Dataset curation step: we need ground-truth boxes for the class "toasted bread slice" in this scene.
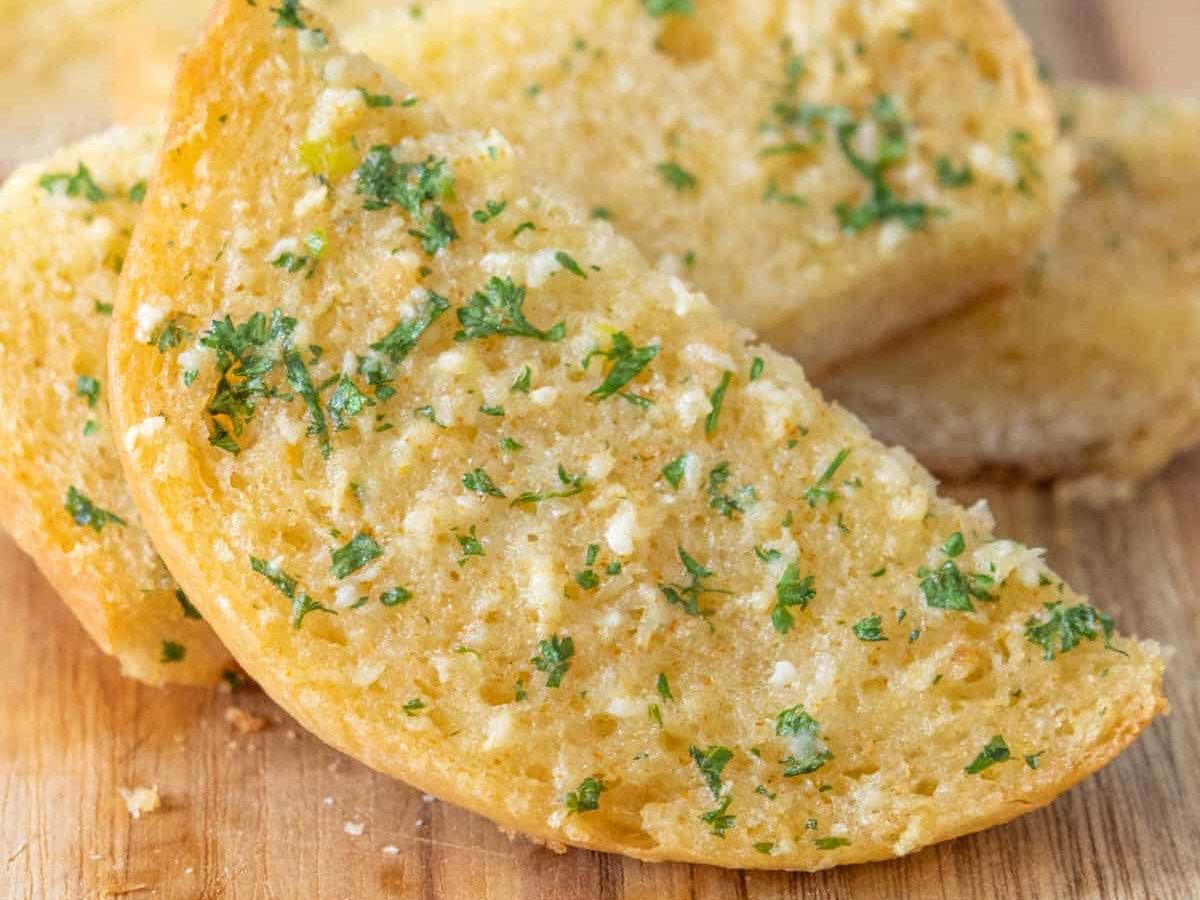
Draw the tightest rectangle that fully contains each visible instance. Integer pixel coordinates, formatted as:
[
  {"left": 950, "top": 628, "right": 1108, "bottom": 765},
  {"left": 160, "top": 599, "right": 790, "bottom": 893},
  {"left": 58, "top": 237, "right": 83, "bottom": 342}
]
[
  {"left": 110, "top": 2, "right": 1164, "bottom": 868},
  {"left": 0, "top": 126, "right": 232, "bottom": 686},
  {"left": 112, "top": 0, "right": 1071, "bottom": 373},
  {"left": 821, "top": 87, "right": 1200, "bottom": 497}
]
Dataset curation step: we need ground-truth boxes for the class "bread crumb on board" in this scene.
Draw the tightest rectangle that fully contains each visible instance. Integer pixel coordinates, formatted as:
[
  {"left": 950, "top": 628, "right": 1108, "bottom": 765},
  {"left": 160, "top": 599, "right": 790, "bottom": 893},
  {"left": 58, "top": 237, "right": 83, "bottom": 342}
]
[
  {"left": 224, "top": 705, "right": 269, "bottom": 733},
  {"left": 117, "top": 785, "right": 161, "bottom": 819}
]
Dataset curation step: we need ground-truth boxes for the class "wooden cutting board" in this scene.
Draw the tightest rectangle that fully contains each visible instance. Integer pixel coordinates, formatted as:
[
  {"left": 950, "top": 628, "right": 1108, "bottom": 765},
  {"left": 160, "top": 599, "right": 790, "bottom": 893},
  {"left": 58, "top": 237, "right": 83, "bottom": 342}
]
[{"left": 2, "top": 2, "right": 1198, "bottom": 897}]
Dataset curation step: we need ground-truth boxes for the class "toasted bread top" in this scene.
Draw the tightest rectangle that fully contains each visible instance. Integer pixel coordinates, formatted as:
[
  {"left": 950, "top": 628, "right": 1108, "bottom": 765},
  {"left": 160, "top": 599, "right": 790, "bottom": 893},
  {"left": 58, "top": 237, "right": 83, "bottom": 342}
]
[
  {"left": 0, "top": 126, "right": 232, "bottom": 685},
  {"left": 113, "top": 0, "right": 1072, "bottom": 371},
  {"left": 110, "top": 2, "right": 1163, "bottom": 868},
  {"left": 821, "top": 87, "right": 1200, "bottom": 492}
]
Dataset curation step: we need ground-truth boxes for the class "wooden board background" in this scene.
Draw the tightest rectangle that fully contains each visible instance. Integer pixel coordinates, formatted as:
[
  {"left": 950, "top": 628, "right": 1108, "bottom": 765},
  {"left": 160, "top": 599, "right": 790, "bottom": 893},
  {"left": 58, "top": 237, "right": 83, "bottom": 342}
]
[{"left": 2, "top": 2, "right": 1198, "bottom": 897}]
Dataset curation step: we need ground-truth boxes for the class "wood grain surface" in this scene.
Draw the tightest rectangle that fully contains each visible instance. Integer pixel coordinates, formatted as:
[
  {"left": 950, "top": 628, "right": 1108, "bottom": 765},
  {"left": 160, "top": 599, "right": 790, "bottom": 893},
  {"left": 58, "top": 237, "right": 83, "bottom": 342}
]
[{"left": 3, "top": 3, "right": 1198, "bottom": 898}]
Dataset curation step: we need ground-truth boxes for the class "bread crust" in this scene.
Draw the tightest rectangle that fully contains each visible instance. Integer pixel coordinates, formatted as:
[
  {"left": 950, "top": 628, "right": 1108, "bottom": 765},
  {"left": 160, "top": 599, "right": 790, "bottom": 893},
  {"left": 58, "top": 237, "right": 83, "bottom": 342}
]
[{"left": 110, "top": 1, "right": 1165, "bottom": 868}]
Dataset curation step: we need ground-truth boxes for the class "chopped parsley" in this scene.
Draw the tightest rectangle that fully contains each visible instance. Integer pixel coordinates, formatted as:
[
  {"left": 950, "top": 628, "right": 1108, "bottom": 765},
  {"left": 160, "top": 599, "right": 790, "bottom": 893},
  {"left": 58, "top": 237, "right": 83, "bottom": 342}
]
[
  {"left": 65, "top": 486, "right": 125, "bottom": 531},
  {"left": 39, "top": 164, "right": 106, "bottom": 202},
  {"left": 814, "top": 836, "right": 850, "bottom": 850},
  {"left": 150, "top": 316, "right": 191, "bottom": 353},
  {"left": 804, "top": 448, "right": 850, "bottom": 507},
  {"left": 852, "top": 614, "right": 887, "bottom": 642},
  {"left": 472, "top": 199, "right": 506, "bottom": 223},
  {"left": 590, "top": 206, "right": 612, "bottom": 220},
  {"left": 456, "top": 526, "right": 484, "bottom": 565},
  {"left": 753, "top": 842, "right": 774, "bottom": 855},
  {"left": 661, "top": 454, "right": 688, "bottom": 489},
  {"left": 1024, "top": 751, "right": 1044, "bottom": 770},
  {"left": 575, "top": 569, "right": 600, "bottom": 590},
  {"left": 462, "top": 468, "right": 505, "bottom": 498},
  {"left": 380, "top": 587, "right": 412, "bottom": 606},
  {"left": 330, "top": 532, "right": 382, "bottom": 579},
  {"left": 834, "top": 96, "right": 939, "bottom": 233},
  {"left": 402, "top": 698, "right": 426, "bottom": 716},
  {"left": 690, "top": 744, "right": 733, "bottom": 798},
  {"left": 772, "top": 564, "right": 815, "bottom": 633},
  {"left": 749, "top": 357, "right": 764, "bottom": 381},
  {"left": 660, "top": 548, "right": 731, "bottom": 621},
  {"left": 161, "top": 641, "right": 187, "bottom": 663},
  {"left": 511, "top": 464, "right": 585, "bottom": 506},
  {"left": 936, "top": 156, "right": 974, "bottom": 188},
  {"left": 327, "top": 376, "right": 370, "bottom": 431},
  {"left": 554, "top": 251, "right": 587, "bottom": 279},
  {"left": 358, "top": 86, "right": 394, "bottom": 108},
  {"left": 706, "top": 462, "right": 757, "bottom": 518},
  {"left": 642, "top": 0, "right": 693, "bottom": 15},
  {"left": 283, "top": 348, "right": 330, "bottom": 457},
  {"left": 454, "top": 277, "right": 564, "bottom": 342},
  {"left": 82, "top": 421, "right": 98, "bottom": 436},
  {"left": 128, "top": 181, "right": 147, "bottom": 203},
  {"left": 271, "top": 251, "right": 308, "bottom": 274},
  {"left": 75, "top": 375, "right": 100, "bottom": 407},
  {"left": 353, "top": 148, "right": 457, "bottom": 254},
  {"left": 705, "top": 371, "right": 733, "bottom": 435},
  {"left": 271, "top": 0, "right": 306, "bottom": 28},
  {"left": 565, "top": 776, "right": 605, "bottom": 813},
  {"left": 585, "top": 331, "right": 658, "bottom": 403},
  {"left": 777, "top": 705, "right": 832, "bottom": 775},
  {"left": 250, "top": 555, "right": 335, "bottom": 629},
  {"left": 656, "top": 161, "right": 697, "bottom": 191},
  {"left": 510, "top": 365, "right": 532, "bottom": 393},
  {"left": 1025, "top": 601, "right": 1119, "bottom": 660},
  {"left": 361, "top": 291, "right": 450, "bottom": 399},
  {"left": 965, "top": 735, "right": 1011, "bottom": 774},
  {"left": 919, "top": 555, "right": 994, "bottom": 612},
  {"left": 656, "top": 672, "right": 673, "bottom": 701},
  {"left": 175, "top": 588, "right": 202, "bottom": 620},
  {"left": 699, "top": 797, "right": 735, "bottom": 837},
  {"left": 95, "top": 301, "right": 114, "bottom": 315},
  {"left": 531, "top": 633, "right": 574, "bottom": 687}
]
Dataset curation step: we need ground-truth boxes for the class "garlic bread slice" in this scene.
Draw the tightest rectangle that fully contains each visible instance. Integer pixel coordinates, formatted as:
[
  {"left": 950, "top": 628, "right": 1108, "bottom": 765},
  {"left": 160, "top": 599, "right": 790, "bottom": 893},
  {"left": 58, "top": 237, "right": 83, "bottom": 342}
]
[{"left": 109, "top": 2, "right": 1164, "bottom": 868}]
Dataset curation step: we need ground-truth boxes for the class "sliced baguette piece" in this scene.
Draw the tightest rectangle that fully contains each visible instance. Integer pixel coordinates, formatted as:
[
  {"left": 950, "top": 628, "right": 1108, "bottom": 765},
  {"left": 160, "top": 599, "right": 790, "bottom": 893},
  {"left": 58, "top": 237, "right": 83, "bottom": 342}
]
[
  {"left": 109, "top": 1, "right": 1165, "bottom": 868},
  {"left": 111, "top": 0, "right": 1072, "bottom": 373},
  {"left": 0, "top": 126, "right": 232, "bottom": 686},
  {"left": 821, "top": 87, "right": 1200, "bottom": 497}
]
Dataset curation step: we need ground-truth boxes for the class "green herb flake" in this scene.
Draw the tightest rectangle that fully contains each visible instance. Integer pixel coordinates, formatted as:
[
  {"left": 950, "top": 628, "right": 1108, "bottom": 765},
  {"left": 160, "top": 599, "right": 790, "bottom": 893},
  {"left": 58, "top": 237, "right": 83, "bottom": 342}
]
[
  {"left": 590, "top": 206, "right": 613, "bottom": 220},
  {"left": 65, "top": 486, "right": 125, "bottom": 532},
  {"left": 328, "top": 376, "right": 370, "bottom": 431},
  {"left": 585, "top": 331, "right": 659, "bottom": 402},
  {"left": 919, "top": 559, "right": 993, "bottom": 612},
  {"left": 965, "top": 735, "right": 1011, "bottom": 774},
  {"left": 814, "top": 836, "right": 850, "bottom": 850},
  {"left": 75, "top": 375, "right": 100, "bottom": 408},
  {"left": 642, "top": 0, "right": 693, "bottom": 15},
  {"left": 175, "top": 588, "right": 203, "bottom": 620},
  {"left": 706, "top": 461, "right": 757, "bottom": 518},
  {"left": 699, "top": 797, "right": 735, "bottom": 837},
  {"left": 1024, "top": 751, "right": 1044, "bottom": 770},
  {"left": 514, "top": 679, "right": 528, "bottom": 701},
  {"left": 772, "top": 564, "right": 815, "bottom": 633},
  {"left": 511, "top": 464, "right": 585, "bottom": 506},
  {"left": 804, "top": 448, "right": 850, "bottom": 507},
  {"left": 499, "top": 436, "right": 524, "bottom": 453},
  {"left": 936, "top": 156, "right": 974, "bottom": 188},
  {"left": 510, "top": 365, "right": 532, "bottom": 393},
  {"left": 358, "top": 86, "right": 394, "bottom": 108},
  {"left": 690, "top": 744, "right": 733, "bottom": 798},
  {"left": 656, "top": 672, "right": 673, "bottom": 701},
  {"left": 749, "top": 357, "right": 765, "bottom": 381},
  {"left": 656, "top": 161, "right": 698, "bottom": 191},
  {"left": 271, "top": 0, "right": 306, "bottom": 28},
  {"left": 402, "top": 698, "right": 426, "bottom": 716},
  {"left": 660, "top": 548, "right": 731, "bottom": 622},
  {"left": 127, "top": 181, "right": 147, "bottom": 203},
  {"left": 330, "top": 532, "right": 383, "bottom": 579},
  {"left": 161, "top": 640, "right": 187, "bottom": 663},
  {"left": 942, "top": 531, "right": 966, "bottom": 557},
  {"left": 353, "top": 147, "right": 458, "bottom": 254},
  {"left": 472, "top": 199, "right": 506, "bottom": 223},
  {"left": 554, "top": 251, "right": 587, "bottom": 279},
  {"left": 250, "top": 555, "right": 335, "bottom": 629},
  {"left": 565, "top": 776, "right": 605, "bottom": 814},
  {"left": 1025, "top": 601, "right": 1119, "bottom": 660},
  {"left": 776, "top": 706, "right": 832, "bottom": 775},
  {"left": 852, "top": 614, "right": 887, "bottom": 642},
  {"left": 705, "top": 370, "right": 733, "bottom": 435},
  {"left": 94, "top": 301, "right": 114, "bottom": 315},
  {"left": 574, "top": 569, "right": 599, "bottom": 590},
  {"left": 380, "top": 586, "right": 412, "bottom": 607},
  {"left": 532, "top": 633, "right": 574, "bottom": 688},
  {"left": 661, "top": 454, "right": 688, "bottom": 489},
  {"left": 39, "top": 164, "right": 106, "bottom": 202},
  {"left": 455, "top": 277, "right": 564, "bottom": 342},
  {"left": 456, "top": 526, "right": 484, "bottom": 565}
]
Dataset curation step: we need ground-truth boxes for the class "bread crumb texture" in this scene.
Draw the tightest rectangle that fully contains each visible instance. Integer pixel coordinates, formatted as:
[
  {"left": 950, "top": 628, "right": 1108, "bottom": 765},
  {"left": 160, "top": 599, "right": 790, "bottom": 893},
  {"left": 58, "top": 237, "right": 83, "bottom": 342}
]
[
  {"left": 0, "top": 127, "right": 232, "bottom": 686},
  {"left": 115, "top": 0, "right": 1070, "bottom": 371},
  {"left": 109, "top": 2, "right": 1165, "bottom": 869},
  {"left": 822, "top": 87, "right": 1200, "bottom": 493},
  {"left": 118, "top": 785, "right": 161, "bottom": 819}
]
